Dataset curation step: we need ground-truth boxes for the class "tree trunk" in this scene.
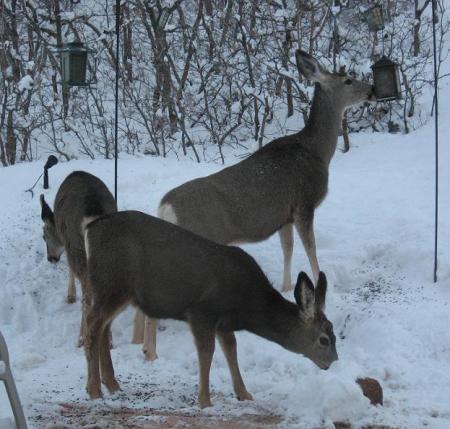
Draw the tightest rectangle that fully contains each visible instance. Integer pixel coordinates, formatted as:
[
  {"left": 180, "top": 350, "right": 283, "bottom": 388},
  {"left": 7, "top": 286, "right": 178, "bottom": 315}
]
[{"left": 6, "top": 111, "right": 16, "bottom": 165}]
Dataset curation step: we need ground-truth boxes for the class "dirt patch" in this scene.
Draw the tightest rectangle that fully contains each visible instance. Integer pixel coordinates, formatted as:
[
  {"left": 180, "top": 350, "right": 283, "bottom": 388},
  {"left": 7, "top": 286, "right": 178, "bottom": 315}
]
[
  {"left": 29, "top": 403, "right": 398, "bottom": 429},
  {"left": 31, "top": 402, "right": 283, "bottom": 429}
]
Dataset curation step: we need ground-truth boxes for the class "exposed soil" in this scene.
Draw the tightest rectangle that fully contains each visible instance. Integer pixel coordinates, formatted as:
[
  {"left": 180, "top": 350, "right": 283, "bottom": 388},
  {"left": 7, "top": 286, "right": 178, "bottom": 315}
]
[{"left": 31, "top": 402, "right": 283, "bottom": 429}]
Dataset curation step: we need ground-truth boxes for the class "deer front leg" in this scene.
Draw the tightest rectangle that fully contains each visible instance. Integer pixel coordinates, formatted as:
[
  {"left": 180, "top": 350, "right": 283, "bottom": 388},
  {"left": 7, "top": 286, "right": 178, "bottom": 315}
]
[
  {"left": 217, "top": 331, "right": 252, "bottom": 402},
  {"left": 294, "top": 210, "right": 320, "bottom": 282},
  {"left": 278, "top": 223, "right": 294, "bottom": 291},
  {"left": 132, "top": 308, "right": 145, "bottom": 344},
  {"left": 190, "top": 317, "right": 216, "bottom": 408},
  {"left": 143, "top": 317, "right": 158, "bottom": 361},
  {"left": 67, "top": 268, "right": 76, "bottom": 303}
]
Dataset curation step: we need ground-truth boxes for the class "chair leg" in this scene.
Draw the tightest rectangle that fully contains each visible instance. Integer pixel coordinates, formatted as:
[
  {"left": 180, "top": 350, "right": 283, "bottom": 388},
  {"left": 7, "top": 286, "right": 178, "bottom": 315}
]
[{"left": 4, "top": 369, "right": 28, "bottom": 429}]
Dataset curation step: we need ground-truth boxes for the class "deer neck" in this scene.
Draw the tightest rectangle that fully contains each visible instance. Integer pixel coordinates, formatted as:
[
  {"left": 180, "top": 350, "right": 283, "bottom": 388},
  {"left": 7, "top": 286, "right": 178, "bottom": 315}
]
[
  {"left": 302, "top": 83, "right": 345, "bottom": 166},
  {"left": 242, "top": 289, "right": 303, "bottom": 351}
]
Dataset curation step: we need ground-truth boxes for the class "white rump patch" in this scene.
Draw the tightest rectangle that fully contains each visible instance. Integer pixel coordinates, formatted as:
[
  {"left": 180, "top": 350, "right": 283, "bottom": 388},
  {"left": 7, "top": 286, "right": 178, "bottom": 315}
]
[
  {"left": 84, "top": 228, "right": 90, "bottom": 261},
  {"left": 158, "top": 203, "right": 178, "bottom": 225},
  {"left": 81, "top": 216, "right": 97, "bottom": 261}
]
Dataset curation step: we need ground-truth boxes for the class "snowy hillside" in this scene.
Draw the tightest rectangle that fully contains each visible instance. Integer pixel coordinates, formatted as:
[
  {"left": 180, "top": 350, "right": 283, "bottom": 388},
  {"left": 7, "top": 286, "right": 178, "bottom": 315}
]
[{"left": 1, "top": 69, "right": 450, "bottom": 429}]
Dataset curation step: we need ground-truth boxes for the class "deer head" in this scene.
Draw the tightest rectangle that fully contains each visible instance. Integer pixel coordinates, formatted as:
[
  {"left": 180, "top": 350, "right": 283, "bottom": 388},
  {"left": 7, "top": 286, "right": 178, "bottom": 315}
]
[
  {"left": 40, "top": 194, "right": 64, "bottom": 263},
  {"left": 289, "top": 271, "right": 338, "bottom": 369},
  {"left": 295, "top": 49, "right": 375, "bottom": 109}
]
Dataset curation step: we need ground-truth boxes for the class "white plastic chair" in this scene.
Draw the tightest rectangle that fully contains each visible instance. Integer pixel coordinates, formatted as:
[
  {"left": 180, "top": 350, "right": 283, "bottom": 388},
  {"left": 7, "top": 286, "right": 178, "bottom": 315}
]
[{"left": 0, "top": 331, "right": 27, "bottom": 429}]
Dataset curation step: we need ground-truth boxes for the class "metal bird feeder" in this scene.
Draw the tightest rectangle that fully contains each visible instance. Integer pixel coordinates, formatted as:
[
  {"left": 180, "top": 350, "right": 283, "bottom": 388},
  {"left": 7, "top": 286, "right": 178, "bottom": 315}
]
[
  {"left": 371, "top": 56, "right": 401, "bottom": 101},
  {"left": 364, "top": 5, "right": 385, "bottom": 32},
  {"left": 59, "top": 41, "right": 91, "bottom": 86}
]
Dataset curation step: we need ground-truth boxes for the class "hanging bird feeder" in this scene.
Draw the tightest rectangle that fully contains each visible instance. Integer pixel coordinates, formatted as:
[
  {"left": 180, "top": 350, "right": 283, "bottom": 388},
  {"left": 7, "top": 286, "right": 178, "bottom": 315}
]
[
  {"left": 59, "top": 41, "right": 91, "bottom": 86},
  {"left": 371, "top": 56, "right": 402, "bottom": 101},
  {"left": 364, "top": 4, "right": 385, "bottom": 32}
]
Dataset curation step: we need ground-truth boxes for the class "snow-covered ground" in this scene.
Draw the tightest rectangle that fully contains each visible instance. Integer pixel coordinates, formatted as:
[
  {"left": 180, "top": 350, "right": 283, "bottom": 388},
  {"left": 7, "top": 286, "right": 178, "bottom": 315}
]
[{"left": 2, "top": 82, "right": 450, "bottom": 428}]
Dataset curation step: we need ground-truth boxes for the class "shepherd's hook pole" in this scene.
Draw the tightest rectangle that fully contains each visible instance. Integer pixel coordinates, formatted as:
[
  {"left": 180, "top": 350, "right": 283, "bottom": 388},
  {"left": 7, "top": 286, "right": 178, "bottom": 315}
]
[
  {"left": 114, "top": 0, "right": 120, "bottom": 204},
  {"left": 432, "top": 0, "right": 439, "bottom": 283}
]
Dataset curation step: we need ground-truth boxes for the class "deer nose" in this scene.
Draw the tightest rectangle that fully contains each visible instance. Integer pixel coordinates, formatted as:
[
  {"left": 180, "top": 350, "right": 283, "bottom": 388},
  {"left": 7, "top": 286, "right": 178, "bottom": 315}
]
[{"left": 48, "top": 255, "right": 59, "bottom": 263}]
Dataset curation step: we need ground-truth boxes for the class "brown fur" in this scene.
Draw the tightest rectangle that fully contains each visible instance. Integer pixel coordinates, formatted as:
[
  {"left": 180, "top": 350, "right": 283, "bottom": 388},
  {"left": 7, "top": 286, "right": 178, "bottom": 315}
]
[
  {"left": 40, "top": 171, "right": 116, "bottom": 346},
  {"left": 84, "top": 210, "right": 337, "bottom": 407},
  {"left": 135, "top": 50, "right": 375, "bottom": 359}
]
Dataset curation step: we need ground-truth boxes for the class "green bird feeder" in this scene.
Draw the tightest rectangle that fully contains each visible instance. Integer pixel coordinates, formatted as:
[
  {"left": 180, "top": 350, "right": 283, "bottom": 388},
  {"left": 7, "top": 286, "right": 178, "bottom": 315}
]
[
  {"left": 59, "top": 41, "right": 91, "bottom": 87},
  {"left": 371, "top": 56, "right": 402, "bottom": 101}
]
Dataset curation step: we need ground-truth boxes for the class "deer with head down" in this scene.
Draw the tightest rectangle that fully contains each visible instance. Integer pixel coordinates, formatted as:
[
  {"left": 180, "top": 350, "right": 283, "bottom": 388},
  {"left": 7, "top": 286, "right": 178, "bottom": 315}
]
[
  {"left": 83, "top": 210, "right": 338, "bottom": 407},
  {"left": 134, "top": 49, "right": 375, "bottom": 360},
  {"left": 40, "top": 171, "right": 116, "bottom": 346}
]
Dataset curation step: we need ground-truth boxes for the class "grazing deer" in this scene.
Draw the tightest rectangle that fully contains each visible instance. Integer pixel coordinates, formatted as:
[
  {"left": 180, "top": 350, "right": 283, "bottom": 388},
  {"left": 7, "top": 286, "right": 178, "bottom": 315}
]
[
  {"left": 83, "top": 210, "right": 337, "bottom": 407},
  {"left": 134, "top": 49, "right": 375, "bottom": 360},
  {"left": 40, "top": 171, "right": 116, "bottom": 346}
]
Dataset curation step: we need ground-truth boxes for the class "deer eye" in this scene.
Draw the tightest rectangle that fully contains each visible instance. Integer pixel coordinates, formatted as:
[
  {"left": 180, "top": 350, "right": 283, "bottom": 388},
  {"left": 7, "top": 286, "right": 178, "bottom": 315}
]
[
  {"left": 344, "top": 79, "right": 353, "bottom": 85},
  {"left": 319, "top": 335, "right": 330, "bottom": 346}
]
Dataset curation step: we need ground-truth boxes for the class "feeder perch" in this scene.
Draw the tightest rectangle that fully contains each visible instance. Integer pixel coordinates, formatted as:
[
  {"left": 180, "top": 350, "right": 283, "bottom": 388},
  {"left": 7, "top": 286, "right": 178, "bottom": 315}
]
[{"left": 371, "top": 56, "right": 401, "bottom": 101}]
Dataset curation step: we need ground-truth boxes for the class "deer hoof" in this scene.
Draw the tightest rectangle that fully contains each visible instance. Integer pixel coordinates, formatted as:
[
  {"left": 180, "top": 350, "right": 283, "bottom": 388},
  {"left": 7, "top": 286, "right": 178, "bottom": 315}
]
[
  {"left": 237, "top": 390, "right": 253, "bottom": 401},
  {"left": 77, "top": 337, "right": 85, "bottom": 348},
  {"left": 104, "top": 378, "right": 121, "bottom": 394},
  {"left": 67, "top": 295, "right": 76, "bottom": 304},
  {"left": 144, "top": 350, "right": 158, "bottom": 362},
  {"left": 87, "top": 384, "right": 103, "bottom": 399},
  {"left": 281, "top": 283, "right": 293, "bottom": 292},
  {"left": 198, "top": 396, "right": 212, "bottom": 409}
]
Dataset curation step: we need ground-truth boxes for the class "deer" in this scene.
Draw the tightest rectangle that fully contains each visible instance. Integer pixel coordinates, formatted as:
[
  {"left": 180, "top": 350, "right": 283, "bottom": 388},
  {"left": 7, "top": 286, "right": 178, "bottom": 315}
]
[
  {"left": 83, "top": 210, "right": 338, "bottom": 408},
  {"left": 134, "top": 49, "right": 375, "bottom": 361},
  {"left": 40, "top": 171, "right": 116, "bottom": 347}
]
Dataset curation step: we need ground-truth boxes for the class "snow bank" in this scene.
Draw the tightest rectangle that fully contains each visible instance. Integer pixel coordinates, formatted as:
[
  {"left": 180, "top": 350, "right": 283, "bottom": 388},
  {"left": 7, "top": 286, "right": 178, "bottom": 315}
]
[{"left": 1, "top": 77, "right": 450, "bottom": 429}]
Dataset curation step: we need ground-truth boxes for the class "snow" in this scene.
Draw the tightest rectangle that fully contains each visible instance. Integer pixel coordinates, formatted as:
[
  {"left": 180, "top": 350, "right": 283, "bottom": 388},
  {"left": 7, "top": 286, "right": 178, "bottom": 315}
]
[
  {"left": 17, "top": 75, "right": 33, "bottom": 92},
  {"left": 1, "top": 76, "right": 450, "bottom": 429}
]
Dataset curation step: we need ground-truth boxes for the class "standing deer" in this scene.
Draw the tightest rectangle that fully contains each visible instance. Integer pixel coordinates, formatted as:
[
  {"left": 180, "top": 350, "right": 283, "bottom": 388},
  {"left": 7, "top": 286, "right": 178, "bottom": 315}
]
[
  {"left": 83, "top": 210, "right": 338, "bottom": 407},
  {"left": 134, "top": 49, "right": 375, "bottom": 360},
  {"left": 40, "top": 171, "right": 116, "bottom": 346}
]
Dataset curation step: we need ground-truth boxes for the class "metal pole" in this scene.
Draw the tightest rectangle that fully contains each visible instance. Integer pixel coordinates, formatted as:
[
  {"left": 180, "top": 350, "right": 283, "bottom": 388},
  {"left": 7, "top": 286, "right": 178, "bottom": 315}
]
[
  {"left": 432, "top": 0, "right": 439, "bottom": 282},
  {"left": 114, "top": 0, "right": 120, "bottom": 204}
]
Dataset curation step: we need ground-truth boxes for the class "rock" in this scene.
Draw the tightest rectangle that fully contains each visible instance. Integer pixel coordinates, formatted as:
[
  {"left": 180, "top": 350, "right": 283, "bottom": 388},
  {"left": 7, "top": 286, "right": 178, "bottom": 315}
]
[{"left": 356, "top": 377, "right": 383, "bottom": 406}]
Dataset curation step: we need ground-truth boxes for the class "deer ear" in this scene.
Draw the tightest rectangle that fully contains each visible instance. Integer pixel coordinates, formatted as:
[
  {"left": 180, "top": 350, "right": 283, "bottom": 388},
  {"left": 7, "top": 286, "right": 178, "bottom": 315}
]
[
  {"left": 315, "top": 271, "right": 327, "bottom": 311},
  {"left": 294, "top": 271, "right": 315, "bottom": 317},
  {"left": 40, "top": 194, "right": 54, "bottom": 223},
  {"left": 295, "top": 49, "right": 324, "bottom": 83}
]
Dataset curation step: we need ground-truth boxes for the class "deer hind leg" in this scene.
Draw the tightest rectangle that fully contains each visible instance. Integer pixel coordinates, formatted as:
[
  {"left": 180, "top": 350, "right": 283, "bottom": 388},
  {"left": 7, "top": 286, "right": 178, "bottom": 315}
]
[
  {"left": 217, "top": 331, "right": 252, "bottom": 402},
  {"left": 189, "top": 317, "right": 216, "bottom": 408},
  {"left": 78, "top": 280, "right": 92, "bottom": 348},
  {"left": 294, "top": 210, "right": 320, "bottom": 282},
  {"left": 85, "top": 309, "right": 103, "bottom": 399},
  {"left": 99, "top": 321, "right": 120, "bottom": 394},
  {"left": 132, "top": 309, "right": 145, "bottom": 344},
  {"left": 67, "top": 268, "right": 76, "bottom": 303},
  {"left": 89, "top": 295, "right": 127, "bottom": 398},
  {"left": 143, "top": 317, "right": 158, "bottom": 361},
  {"left": 278, "top": 223, "right": 294, "bottom": 291}
]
